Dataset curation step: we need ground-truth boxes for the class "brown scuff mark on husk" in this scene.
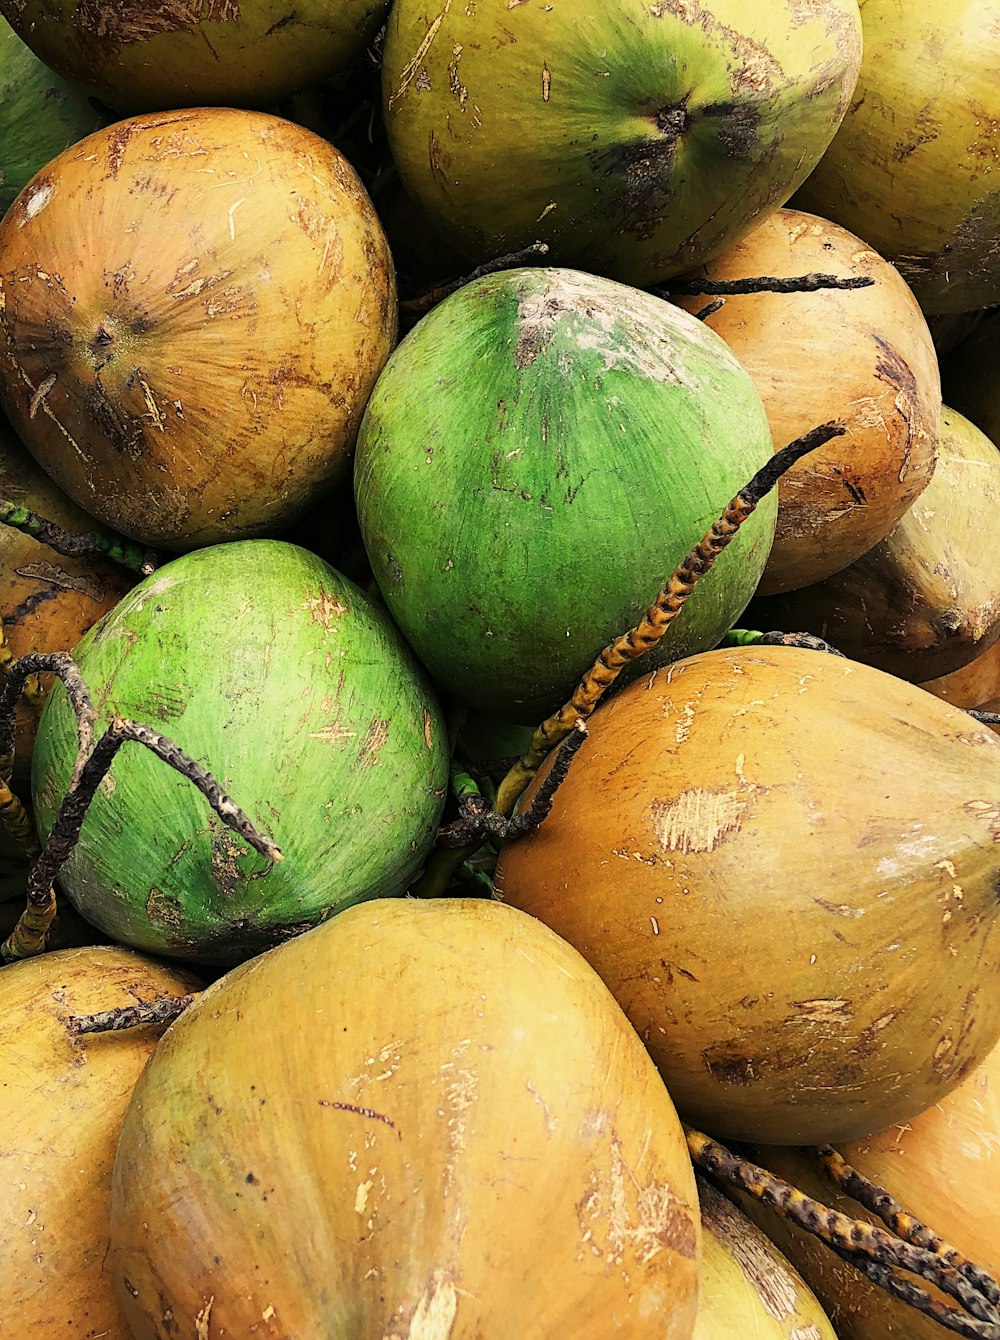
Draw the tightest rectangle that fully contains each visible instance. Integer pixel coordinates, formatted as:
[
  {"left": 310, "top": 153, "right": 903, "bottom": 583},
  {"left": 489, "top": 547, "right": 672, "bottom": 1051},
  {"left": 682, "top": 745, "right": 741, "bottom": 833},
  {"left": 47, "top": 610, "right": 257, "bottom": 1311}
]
[
  {"left": 701, "top": 1182, "right": 799, "bottom": 1320},
  {"left": 76, "top": 0, "right": 240, "bottom": 49},
  {"left": 357, "top": 717, "right": 389, "bottom": 766}
]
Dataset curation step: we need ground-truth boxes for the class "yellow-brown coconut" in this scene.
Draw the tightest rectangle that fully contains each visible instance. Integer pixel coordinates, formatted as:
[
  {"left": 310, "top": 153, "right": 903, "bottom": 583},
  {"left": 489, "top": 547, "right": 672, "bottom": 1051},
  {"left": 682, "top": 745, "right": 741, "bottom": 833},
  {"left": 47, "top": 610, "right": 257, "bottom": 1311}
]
[
  {"left": 0, "top": 946, "right": 199, "bottom": 1339},
  {"left": 695, "top": 1179, "right": 836, "bottom": 1340},
  {"left": 673, "top": 209, "right": 940, "bottom": 595},
  {"left": 495, "top": 645, "right": 1000, "bottom": 1144},
  {"left": 737, "top": 1034, "right": 1000, "bottom": 1340},
  {"left": 749, "top": 407, "right": 1000, "bottom": 683},
  {"left": 922, "top": 639, "right": 1000, "bottom": 718},
  {"left": 0, "top": 109, "right": 396, "bottom": 550},
  {"left": 792, "top": 0, "right": 1000, "bottom": 314},
  {"left": 110, "top": 897, "right": 701, "bottom": 1338}
]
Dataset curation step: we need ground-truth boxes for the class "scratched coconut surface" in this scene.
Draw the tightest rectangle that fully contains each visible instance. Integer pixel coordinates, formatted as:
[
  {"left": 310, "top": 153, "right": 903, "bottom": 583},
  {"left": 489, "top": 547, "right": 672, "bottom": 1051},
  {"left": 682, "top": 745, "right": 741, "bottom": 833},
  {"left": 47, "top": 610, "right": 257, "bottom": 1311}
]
[
  {"left": 31, "top": 541, "right": 450, "bottom": 964},
  {"left": 496, "top": 645, "right": 1000, "bottom": 1143},
  {"left": 0, "top": 107, "right": 397, "bottom": 549},
  {"left": 0, "top": 0, "right": 391, "bottom": 110},
  {"left": 383, "top": 0, "right": 862, "bottom": 285}
]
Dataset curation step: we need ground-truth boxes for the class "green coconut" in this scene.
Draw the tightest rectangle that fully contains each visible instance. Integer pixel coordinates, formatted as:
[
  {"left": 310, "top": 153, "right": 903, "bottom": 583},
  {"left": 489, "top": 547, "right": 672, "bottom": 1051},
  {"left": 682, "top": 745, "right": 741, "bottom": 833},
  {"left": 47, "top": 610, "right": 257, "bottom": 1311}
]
[
  {"left": 0, "top": 18, "right": 106, "bottom": 217},
  {"left": 0, "top": 0, "right": 391, "bottom": 113},
  {"left": 30, "top": 540, "right": 449, "bottom": 965},
  {"left": 382, "top": 0, "right": 862, "bottom": 287},
  {"left": 794, "top": 0, "right": 1000, "bottom": 314},
  {"left": 354, "top": 266, "right": 777, "bottom": 723}
]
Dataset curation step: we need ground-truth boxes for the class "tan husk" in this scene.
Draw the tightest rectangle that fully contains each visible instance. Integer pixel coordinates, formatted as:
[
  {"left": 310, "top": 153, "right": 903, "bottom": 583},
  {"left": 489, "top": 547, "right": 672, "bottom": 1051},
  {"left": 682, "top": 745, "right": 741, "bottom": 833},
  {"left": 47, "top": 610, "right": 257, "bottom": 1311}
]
[
  {"left": 0, "top": 946, "right": 199, "bottom": 1338},
  {"left": 673, "top": 209, "right": 940, "bottom": 595},
  {"left": 748, "top": 407, "right": 1000, "bottom": 683},
  {"left": 922, "top": 639, "right": 1000, "bottom": 720},
  {"left": 735, "top": 1035, "right": 1000, "bottom": 1340},
  {"left": 694, "top": 1178, "right": 836, "bottom": 1340},
  {"left": 495, "top": 645, "right": 1000, "bottom": 1144},
  {"left": 0, "top": 108, "right": 397, "bottom": 550},
  {"left": 110, "top": 897, "right": 701, "bottom": 1338}
]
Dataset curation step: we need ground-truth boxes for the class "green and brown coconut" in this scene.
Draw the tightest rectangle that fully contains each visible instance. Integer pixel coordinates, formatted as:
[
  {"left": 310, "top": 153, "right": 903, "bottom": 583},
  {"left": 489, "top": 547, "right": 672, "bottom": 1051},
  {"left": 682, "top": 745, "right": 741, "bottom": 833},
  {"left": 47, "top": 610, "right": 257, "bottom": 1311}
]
[
  {"left": 0, "top": 0, "right": 390, "bottom": 113},
  {"left": 382, "top": 0, "right": 862, "bottom": 287},
  {"left": 354, "top": 266, "right": 777, "bottom": 723},
  {"left": 30, "top": 540, "right": 449, "bottom": 964}
]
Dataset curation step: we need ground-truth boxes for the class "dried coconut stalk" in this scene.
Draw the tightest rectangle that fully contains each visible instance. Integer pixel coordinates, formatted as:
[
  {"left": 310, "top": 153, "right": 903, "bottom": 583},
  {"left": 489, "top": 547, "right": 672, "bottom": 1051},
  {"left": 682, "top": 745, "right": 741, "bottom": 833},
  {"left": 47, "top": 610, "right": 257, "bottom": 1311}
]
[{"left": 0, "top": 497, "right": 158, "bottom": 575}]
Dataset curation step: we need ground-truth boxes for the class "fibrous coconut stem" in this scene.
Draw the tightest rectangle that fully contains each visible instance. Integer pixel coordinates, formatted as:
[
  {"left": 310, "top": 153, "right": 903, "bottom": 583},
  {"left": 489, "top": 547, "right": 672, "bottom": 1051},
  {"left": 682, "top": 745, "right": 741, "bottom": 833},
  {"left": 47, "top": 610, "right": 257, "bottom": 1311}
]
[
  {"left": 1, "top": 712, "right": 282, "bottom": 963},
  {"left": 69, "top": 992, "right": 200, "bottom": 1035},
  {"left": 687, "top": 1127, "right": 1000, "bottom": 1338},
  {"left": 401, "top": 241, "right": 550, "bottom": 316},
  {"left": 0, "top": 651, "right": 96, "bottom": 785},
  {"left": 0, "top": 778, "right": 39, "bottom": 858},
  {"left": 663, "top": 273, "right": 876, "bottom": 296},
  {"left": 818, "top": 1145, "right": 1000, "bottom": 1308},
  {"left": 494, "top": 421, "right": 845, "bottom": 816},
  {"left": 0, "top": 497, "right": 159, "bottom": 575},
  {"left": 0, "top": 621, "right": 43, "bottom": 717}
]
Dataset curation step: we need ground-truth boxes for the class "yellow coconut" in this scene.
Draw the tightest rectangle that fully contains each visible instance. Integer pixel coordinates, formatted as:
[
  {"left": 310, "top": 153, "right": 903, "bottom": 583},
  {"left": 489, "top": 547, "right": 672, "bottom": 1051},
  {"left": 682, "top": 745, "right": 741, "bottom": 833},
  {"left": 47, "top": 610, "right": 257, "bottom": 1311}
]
[
  {"left": 695, "top": 1178, "right": 837, "bottom": 1340},
  {"left": 793, "top": 0, "right": 1000, "bottom": 313},
  {"left": 0, "top": 946, "right": 199, "bottom": 1338},
  {"left": 110, "top": 897, "right": 701, "bottom": 1338},
  {"left": 673, "top": 208, "right": 940, "bottom": 594}
]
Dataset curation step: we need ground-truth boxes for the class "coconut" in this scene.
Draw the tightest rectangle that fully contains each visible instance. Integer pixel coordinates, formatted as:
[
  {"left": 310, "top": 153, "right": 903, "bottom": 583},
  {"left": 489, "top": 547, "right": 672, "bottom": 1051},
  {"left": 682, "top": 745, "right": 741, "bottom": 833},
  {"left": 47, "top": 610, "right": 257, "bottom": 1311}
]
[
  {"left": 0, "top": 108, "right": 396, "bottom": 550},
  {"left": 0, "top": 946, "right": 198, "bottom": 1338},
  {"left": 748, "top": 407, "right": 1000, "bottom": 683},
  {"left": 793, "top": 1, "right": 1000, "bottom": 313},
  {"left": 495, "top": 644, "right": 1000, "bottom": 1144},
  {"left": 382, "top": 0, "right": 862, "bottom": 288},
  {"left": 0, "top": 0, "right": 390, "bottom": 113},
  {"left": 0, "top": 17, "right": 106, "bottom": 217},
  {"left": 922, "top": 639, "right": 1000, "bottom": 719},
  {"left": 30, "top": 540, "right": 449, "bottom": 964},
  {"left": 737, "top": 1034, "right": 1000, "bottom": 1340},
  {"left": 695, "top": 1179, "right": 836, "bottom": 1340},
  {"left": 110, "top": 897, "right": 701, "bottom": 1338},
  {"left": 673, "top": 209, "right": 940, "bottom": 595},
  {"left": 355, "top": 266, "right": 776, "bottom": 723}
]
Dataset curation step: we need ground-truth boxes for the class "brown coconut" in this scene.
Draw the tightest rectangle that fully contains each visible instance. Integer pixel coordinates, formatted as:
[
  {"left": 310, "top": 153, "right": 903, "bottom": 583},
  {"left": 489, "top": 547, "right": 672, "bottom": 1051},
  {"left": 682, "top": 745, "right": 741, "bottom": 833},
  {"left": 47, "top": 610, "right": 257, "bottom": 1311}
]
[
  {"left": 673, "top": 209, "right": 940, "bottom": 595},
  {"left": 748, "top": 406, "right": 1000, "bottom": 683},
  {"left": 0, "top": 946, "right": 199, "bottom": 1338},
  {"left": 922, "top": 639, "right": 1000, "bottom": 719},
  {"left": 736, "top": 1034, "right": 1000, "bottom": 1340},
  {"left": 495, "top": 645, "right": 1000, "bottom": 1145},
  {"left": 0, "top": 108, "right": 396, "bottom": 550}
]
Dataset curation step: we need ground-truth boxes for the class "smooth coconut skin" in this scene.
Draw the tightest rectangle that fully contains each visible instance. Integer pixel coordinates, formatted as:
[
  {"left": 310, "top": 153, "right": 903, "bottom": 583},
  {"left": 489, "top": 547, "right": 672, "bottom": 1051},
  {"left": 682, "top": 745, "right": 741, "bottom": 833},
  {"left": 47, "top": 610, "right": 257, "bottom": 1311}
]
[
  {"left": 0, "top": 108, "right": 397, "bottom": 549},
  {"left": 738, "top": 1036, "right": 1000, "bottom": 1340},
  {"left": 793, "top": 0, "right": 1000, "bottom": 314},
  {"left": 355, "top": 266, "right": 777, "bottom": 723},
  {"left": 0, "top": 18, "right": 106, "bottom": 216},
  {"left": 923, "top": 638, "right": 1000, "bottom": 717},
  {"left": 110, "top": 898, "right": 701, "bottom": 1339},
  {"left": 495, "top": 645, "right": 1000, "bottom": 1145},
  {"left": 694, "top": 1180, "right": 836, "bottom": 1340},
  {"left": 750, "top": 408, "right": 1000, "bottom": 683},
  {"left": 0, "top": 946, "right": 198, "bottom": 1339},
  {"left": 30, "top": 541, "right": 449, "bottom": 964},
  {"left": 0, "top": 0, "right": 390, "bottom": 112},
  {"left": 382, "top": 0, "right": 862, "bottom": 287},
  {"left": 673, "top": 209, "right": 940, "bottom": 595}
]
